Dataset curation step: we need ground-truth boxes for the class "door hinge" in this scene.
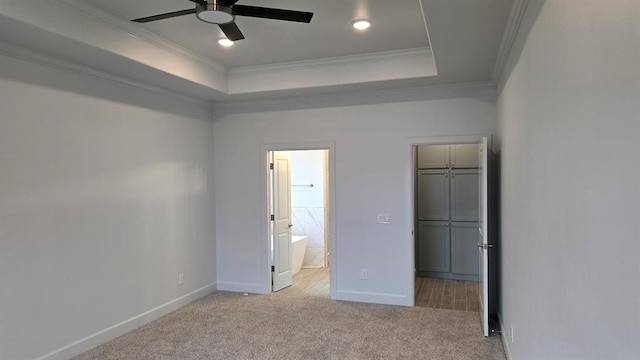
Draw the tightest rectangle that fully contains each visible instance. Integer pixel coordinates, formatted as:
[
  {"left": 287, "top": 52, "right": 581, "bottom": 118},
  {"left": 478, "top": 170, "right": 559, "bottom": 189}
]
[
  {"left": 270, "top": 214, "right": 274, "bottom": 221},
  {"left": 271, "top": 265, "right": 275, "bottom": 272},
  {"left": 269, "top": 163, "right": 274, "bottom": 170}
]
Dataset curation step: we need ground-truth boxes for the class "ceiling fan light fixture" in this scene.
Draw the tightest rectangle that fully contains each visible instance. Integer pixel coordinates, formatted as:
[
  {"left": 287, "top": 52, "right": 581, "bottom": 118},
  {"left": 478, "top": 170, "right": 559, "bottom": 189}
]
[
  {"left": 218, "top": 38, "right": 234, "bottom": 47},
  {"left": 352, "top": 19, "right": 372, "bottom": 31},
  {"left": 196, "top": 3, "right": 234, "bottom": 24}
]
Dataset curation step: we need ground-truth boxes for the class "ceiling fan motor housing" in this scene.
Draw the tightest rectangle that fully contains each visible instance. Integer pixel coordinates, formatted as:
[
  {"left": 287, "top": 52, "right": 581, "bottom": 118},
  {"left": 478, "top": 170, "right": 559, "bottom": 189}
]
[{"left": 196, "top": 1, "right": 234, "bottom": 24}]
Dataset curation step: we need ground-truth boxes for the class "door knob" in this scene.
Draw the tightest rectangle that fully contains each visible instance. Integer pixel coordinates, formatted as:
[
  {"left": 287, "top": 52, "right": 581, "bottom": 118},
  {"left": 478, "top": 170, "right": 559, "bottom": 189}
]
[
  {"left": 477, "top": 243, "right": 494, "bottom": 249},
  {"left": 288, "top": 224, "right": 293, "bottom": 228}
]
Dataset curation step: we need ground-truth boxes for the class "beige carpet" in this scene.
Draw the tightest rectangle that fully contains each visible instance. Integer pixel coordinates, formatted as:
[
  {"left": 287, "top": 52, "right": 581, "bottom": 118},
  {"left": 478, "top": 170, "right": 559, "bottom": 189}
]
[{"left": 73, "top": 291, "right": 506, "bottom": 360}]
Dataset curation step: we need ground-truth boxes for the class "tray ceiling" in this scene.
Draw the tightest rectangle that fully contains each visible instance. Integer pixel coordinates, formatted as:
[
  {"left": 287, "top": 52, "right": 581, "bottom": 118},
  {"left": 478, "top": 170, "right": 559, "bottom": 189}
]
[{"left": 0, "top": 0, "right": 513, "bottom": 101}]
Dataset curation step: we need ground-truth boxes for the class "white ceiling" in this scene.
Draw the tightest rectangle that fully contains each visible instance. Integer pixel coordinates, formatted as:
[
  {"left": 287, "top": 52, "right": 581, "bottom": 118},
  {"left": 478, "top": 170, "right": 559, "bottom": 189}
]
[
  {"left": 0, "top": 0, "right": 514, "bottom": 102},
  {"left": 82, "top": 0, "right": 431, "bottom": 68}
]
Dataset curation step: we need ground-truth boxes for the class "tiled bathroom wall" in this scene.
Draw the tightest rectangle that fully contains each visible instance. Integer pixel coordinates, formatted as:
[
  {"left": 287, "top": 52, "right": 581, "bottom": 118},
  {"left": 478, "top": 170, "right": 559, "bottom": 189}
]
[
  {"left": 290, "top": 150, "right": 326, "bottom": 268},
  {"left": 292, "top": 207, "right": 325, "bottom": 267}
]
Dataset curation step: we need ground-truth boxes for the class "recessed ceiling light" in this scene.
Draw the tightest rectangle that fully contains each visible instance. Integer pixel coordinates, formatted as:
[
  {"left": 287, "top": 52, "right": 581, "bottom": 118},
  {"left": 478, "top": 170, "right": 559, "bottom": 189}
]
[
  {"left": 218, "top": 38, "right": 234, "bottom": 47},
  {"left": 352, "top": 19, "right": 372, "bottom": 31}
]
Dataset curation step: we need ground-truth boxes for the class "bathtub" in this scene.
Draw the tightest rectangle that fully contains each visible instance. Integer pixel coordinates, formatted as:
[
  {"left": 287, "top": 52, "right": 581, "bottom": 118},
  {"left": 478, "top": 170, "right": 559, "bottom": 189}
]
[{"left": 291, "top": 236, "right": 308, "bottom": 275}]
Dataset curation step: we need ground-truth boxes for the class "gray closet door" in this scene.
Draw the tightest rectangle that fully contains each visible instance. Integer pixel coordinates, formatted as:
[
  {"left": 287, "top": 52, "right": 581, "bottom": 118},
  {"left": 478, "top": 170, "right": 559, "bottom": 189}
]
[
  {"left": 451, "top": 169, "right": 479, "bottom": 222},
  {"left": 417, "top": 145, "right": 449, "bottom": 169},
  {"left": 417, "top": 221, "right": 450, "bottom": 273},
  {"left": 451, "top": 222, "right": 479, "bottom": 275},
  {"left": 450, "top": 144, "right": 479, "bottom": 168},
  {"left": 417, "top": 169, "right": 450, "bottom": 221}
]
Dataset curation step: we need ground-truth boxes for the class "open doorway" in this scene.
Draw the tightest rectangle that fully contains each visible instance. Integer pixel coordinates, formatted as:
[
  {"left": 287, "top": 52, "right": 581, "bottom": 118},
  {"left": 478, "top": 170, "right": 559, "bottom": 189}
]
[
  {"left": 414, "top": 143, "right": 481, "bottom": 307},
  {"left": 268, "top": 149, "right": 330, "bottom": 297},
  {"left": 411, "top": 137, "right": 493, "bottom": 336}
]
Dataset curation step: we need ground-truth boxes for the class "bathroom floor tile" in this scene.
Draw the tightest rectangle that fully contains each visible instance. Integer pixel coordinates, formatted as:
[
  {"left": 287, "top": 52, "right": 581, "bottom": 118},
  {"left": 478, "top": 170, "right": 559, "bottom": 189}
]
[{"left": 277, "top": 267, "right": 329, "bottom": 298}]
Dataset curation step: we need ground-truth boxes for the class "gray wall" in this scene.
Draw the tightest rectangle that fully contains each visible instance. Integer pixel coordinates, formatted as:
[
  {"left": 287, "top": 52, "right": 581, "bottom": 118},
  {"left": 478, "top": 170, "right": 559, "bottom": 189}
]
[
  {"left": 0, "top": 50, "right": 217, "bottom": 360},
  {"left": 213, "top": 86, "right": 497, "bottom": 305},
  {"left": 497, "top": 1, "right": 640, "bottom": 359}
]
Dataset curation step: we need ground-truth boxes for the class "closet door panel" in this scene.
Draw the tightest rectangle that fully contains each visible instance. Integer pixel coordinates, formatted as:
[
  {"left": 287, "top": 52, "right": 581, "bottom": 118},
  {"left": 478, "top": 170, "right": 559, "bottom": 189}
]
[
  {"left": 417, "top": 169, "right": 450, "bottom": 221},
  {"left": 417, "top": 221, "right": 450, "bottom": 273},
  {"left": 451, "top": 144, "right": 479, "bottom": 168},
  {"left": 417, "top": 145, "right": 449, "bottom": 169},
  {"left": 451, "top": 222, "right": 479, "bottom": 275},
  {"left": 451, "top": 169, "right": 479, "bottom": 222}
]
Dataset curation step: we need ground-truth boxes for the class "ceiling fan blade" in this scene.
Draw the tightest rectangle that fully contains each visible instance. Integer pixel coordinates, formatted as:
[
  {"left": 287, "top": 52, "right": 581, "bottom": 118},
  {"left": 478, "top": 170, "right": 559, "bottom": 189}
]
[
  {"left": 232, "top": 5, "right": 313, "bottom": 23},
  {"left": 221, "top": 0, "right": 241, "bottom": 5},
  {"left": 132, "top": 9, "right": 196, "bottom": 23},
  {"left": 219, "top": 22, "right": 245, "bottom": 41},
  {"left": 187, "top": 0, "right": 207, "bottom": 4}
]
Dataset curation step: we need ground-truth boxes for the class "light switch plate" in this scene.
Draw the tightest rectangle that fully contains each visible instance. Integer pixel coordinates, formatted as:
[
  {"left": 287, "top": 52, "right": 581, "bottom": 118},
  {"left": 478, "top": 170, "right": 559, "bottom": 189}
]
[{"left": 376, "top": 213, "right": 391, "bottom": 224}]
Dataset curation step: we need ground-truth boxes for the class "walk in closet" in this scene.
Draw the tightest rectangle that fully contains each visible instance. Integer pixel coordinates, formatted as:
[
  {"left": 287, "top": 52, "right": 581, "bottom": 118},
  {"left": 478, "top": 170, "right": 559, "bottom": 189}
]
[{"left": 416, "top": 144, "right": 480, "bottom": 281}]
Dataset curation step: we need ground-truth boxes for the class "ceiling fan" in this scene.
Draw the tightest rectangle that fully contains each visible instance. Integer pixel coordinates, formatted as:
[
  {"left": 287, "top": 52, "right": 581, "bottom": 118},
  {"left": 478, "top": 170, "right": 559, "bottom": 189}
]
[{"left": 131, "top": 0, "right": 314, "bottom": 42}]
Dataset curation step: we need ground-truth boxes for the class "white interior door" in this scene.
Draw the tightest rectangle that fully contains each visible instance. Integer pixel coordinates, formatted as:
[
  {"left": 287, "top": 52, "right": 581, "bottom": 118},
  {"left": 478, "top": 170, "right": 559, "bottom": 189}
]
[
  {"left": 272, "top": 151, "right": 293, "bottom": 291},
  {"left": 478, "top": 137, "right": 490, "bottom": 336}
]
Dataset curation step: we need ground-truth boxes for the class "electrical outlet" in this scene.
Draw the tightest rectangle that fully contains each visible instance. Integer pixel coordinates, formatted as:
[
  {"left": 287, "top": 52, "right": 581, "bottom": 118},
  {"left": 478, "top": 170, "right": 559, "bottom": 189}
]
[
  {"left": 178, "top": 273, "right": 184, "bottom": 285},
  {"left": 510, "top": 326, "right": 514, "bottom": 344},
  {"left": 361, "top": 269, "right": 368, "bottom": 280}
]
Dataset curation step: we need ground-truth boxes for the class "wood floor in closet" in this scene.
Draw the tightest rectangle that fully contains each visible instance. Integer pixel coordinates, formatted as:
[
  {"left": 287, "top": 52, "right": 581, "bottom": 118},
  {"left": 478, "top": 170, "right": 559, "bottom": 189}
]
[{"left": 415, "top": 277, "right": 479, "bottom": 312}]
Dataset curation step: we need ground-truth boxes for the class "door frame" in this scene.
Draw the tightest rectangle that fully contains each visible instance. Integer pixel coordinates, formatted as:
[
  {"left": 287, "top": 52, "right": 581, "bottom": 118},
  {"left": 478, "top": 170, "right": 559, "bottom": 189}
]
[
  {"left": 406, "top": 134, "right": 491, "bottom": 306},
  {"left": 261, "top": 142, "right": 337, "bottom": 298}
]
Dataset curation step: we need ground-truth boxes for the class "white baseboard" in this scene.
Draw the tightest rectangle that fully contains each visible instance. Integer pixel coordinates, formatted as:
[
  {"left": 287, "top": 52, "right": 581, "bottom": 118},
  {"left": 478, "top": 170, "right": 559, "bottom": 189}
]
[
  {"left": 334, "top": 290, "right": 410, "bottom": 306},
  {"left": 498, "top": 313, "right": 514, "bottom": 360},
  {"left": 216, "top": 281, "right": 268, "bottom": 294},
  {"left": 35, "top": 282, "right": 217, "bottom": 360}
]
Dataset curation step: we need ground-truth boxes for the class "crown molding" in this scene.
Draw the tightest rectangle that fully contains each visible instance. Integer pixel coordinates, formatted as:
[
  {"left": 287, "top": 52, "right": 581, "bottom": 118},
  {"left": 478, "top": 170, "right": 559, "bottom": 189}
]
[
  {"left": 47, "top": 0, "right": 228, "bottom": 74},
  {"left": 418, "top": 0, "right": 437, "bottom": 73},
  {"left": 0, "top": 40, "right": 213, "bottom": 109},
  {"left": 229, "top": 48, "right": 433, "bottom": 75},
  {"left": 213, "top": 81, "right": 495, "bottom": 116},
  {"left": 491, "top": 0, "right": 530, "bottom": 85},
  {"left": 227, "top": 48, "right": 436, "bottom": 95}
]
